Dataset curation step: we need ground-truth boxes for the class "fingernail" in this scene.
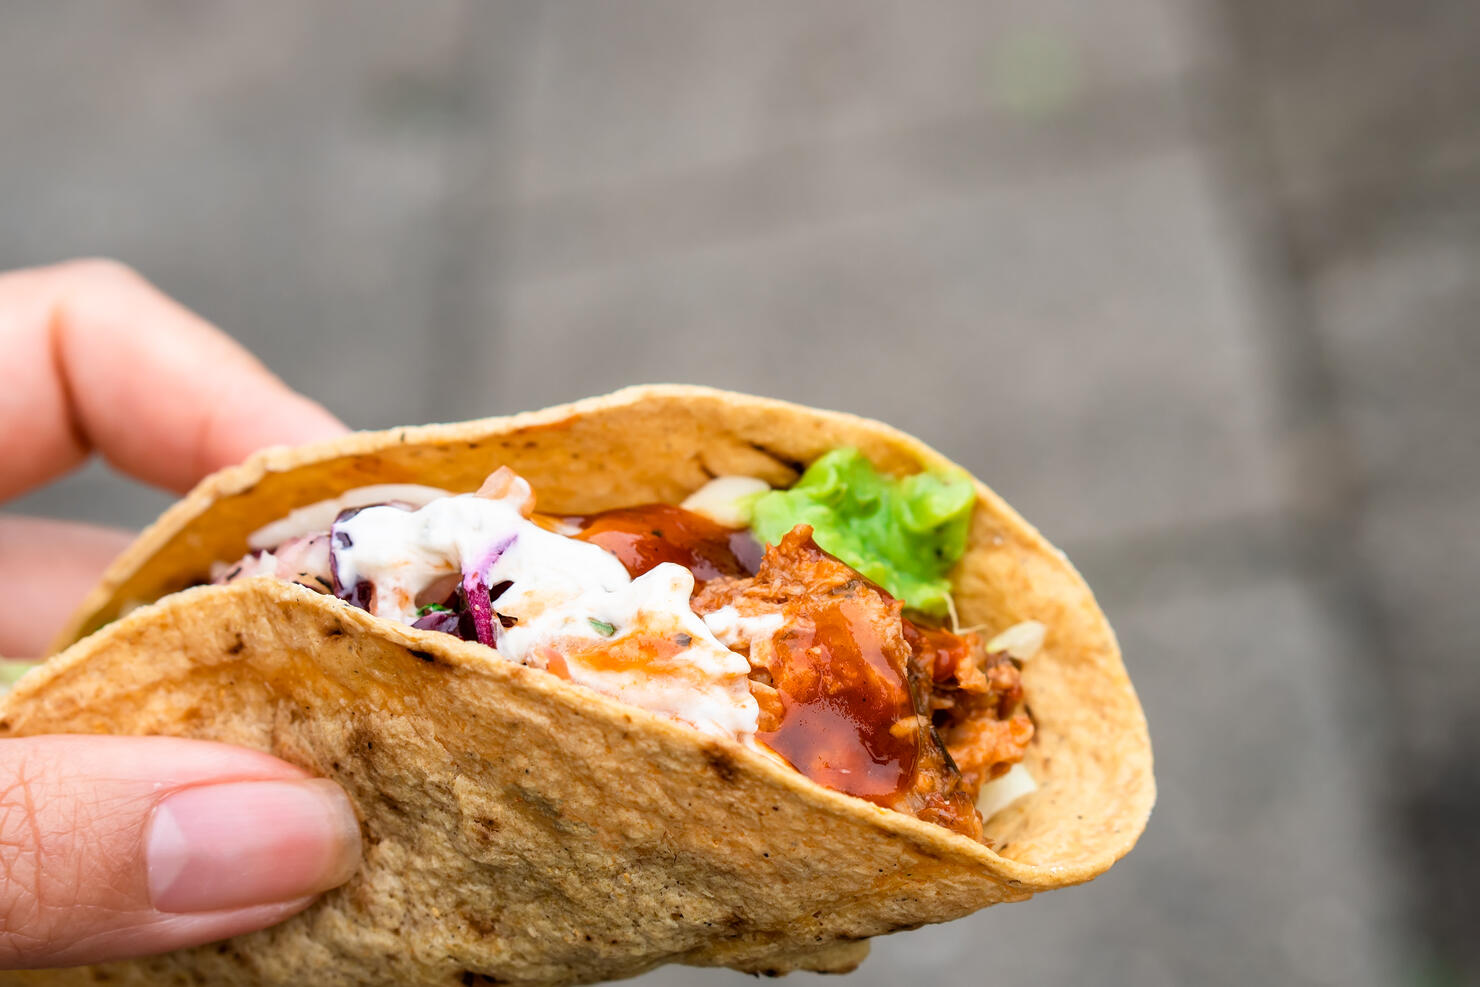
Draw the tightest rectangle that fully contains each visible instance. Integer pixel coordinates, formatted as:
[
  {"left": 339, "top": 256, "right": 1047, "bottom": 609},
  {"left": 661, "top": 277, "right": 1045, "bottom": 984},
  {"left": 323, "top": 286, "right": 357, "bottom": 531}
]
[{"left": 146, "top": 779, "right": 361, "bottom": 913}]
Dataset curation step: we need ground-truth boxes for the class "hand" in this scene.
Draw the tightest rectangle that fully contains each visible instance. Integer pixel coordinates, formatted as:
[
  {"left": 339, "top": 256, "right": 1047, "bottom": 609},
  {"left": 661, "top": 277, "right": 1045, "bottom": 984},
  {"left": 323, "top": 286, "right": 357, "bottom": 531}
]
[{"left": 0, "top": 260, "right": 360, "bottom": 967}]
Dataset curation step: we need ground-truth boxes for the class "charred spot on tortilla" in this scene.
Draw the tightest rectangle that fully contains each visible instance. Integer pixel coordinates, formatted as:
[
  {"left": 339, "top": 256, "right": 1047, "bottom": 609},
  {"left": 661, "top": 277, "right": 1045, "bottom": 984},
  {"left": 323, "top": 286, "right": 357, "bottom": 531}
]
[
  {"left": 225, "top": 632, "right": 246, "bottom": 655},
  {"left": 511, "top": 786, "right": 563, "bottom": 822},
  {"left": 704, "top": 746, "right": 741, "bottom": 784},
  {"left": 463, "top": 904, "right": 507, "bottom": 938}
]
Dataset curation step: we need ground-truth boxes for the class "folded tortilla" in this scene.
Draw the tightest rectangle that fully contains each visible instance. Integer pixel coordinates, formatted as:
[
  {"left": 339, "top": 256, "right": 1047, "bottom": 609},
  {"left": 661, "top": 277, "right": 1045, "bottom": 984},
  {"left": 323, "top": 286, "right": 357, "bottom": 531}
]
[{"left": 0, "top": 385, "right": 1154, "bottom": 986}]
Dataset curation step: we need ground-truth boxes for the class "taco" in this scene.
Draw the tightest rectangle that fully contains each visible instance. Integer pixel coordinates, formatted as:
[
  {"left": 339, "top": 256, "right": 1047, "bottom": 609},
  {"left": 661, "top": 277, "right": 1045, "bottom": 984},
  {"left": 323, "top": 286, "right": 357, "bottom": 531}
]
[{"left": 0, "top": 385, "right": 1153, "bottom": 986}]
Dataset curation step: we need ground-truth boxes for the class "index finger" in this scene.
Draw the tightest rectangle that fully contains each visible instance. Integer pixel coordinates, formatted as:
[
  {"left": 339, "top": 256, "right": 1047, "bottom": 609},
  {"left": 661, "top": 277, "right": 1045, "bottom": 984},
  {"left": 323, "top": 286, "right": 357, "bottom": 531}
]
[{"left": 0, "top": 259, "right": 347, "bottom": 501}]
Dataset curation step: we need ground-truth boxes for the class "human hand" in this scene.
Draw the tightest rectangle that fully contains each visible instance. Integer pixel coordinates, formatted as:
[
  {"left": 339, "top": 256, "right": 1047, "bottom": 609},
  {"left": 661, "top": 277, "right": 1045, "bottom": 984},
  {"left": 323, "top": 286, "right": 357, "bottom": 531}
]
[{"left": 0, "top": 260, "right": 360, "bottom": 966}]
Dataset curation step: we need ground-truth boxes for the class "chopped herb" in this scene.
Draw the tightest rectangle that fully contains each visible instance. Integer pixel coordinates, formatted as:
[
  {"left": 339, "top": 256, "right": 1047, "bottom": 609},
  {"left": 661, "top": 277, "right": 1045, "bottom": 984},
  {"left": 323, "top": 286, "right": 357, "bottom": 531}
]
[
  {"left": 589, "top": 618, "right": 616, "bottom": 637},
  {"left": 417, "top": 603, "right": 452, "bottom": 616}
]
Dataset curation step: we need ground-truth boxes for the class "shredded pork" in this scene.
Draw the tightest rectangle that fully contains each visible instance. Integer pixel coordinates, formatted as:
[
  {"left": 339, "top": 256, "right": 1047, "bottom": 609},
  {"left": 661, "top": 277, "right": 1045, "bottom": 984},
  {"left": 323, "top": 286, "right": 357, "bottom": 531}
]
[{"left": 693, "top": 527, "right": 1032, "bottom": 840}]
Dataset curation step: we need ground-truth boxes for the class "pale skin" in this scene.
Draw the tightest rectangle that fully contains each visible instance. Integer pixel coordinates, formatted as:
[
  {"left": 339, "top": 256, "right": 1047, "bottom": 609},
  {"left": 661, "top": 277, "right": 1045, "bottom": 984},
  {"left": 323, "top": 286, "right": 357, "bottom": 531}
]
[{"left": 0, "top": 260, "right": 362, "bottom": 967}]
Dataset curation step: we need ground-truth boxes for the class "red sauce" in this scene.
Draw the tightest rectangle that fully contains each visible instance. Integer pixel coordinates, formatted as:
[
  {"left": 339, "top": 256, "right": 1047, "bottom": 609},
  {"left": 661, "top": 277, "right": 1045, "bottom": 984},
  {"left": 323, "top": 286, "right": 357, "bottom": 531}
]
[
  {"left": 563, "top": 627, "right": 691, "bottom": 674},
  {"left": 756, "top": 594, "right": 920, "bottom": 802},
  {"left": 902, "top": 617, "right": 977, "bottom": 684},
  {"left": 570, "top": 504, "right": 761, "bottom": 584},
  {"left": 568, "top": 517, "right": 996, "bottom": 827}
]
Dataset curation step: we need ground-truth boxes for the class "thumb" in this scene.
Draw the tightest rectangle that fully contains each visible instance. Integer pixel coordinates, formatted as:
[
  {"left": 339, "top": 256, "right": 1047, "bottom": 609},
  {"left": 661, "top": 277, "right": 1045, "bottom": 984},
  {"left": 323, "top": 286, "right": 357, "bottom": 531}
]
[{"left": 0, "top": 736, "right": 361, "bottom": 968}]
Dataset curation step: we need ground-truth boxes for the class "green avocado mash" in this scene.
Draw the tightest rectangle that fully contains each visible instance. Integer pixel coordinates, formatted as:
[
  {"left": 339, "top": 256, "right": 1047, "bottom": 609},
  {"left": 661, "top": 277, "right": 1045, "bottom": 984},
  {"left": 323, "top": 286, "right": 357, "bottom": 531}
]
[{"left": 750, "top": 448, "right": 974, "bottom": 616}]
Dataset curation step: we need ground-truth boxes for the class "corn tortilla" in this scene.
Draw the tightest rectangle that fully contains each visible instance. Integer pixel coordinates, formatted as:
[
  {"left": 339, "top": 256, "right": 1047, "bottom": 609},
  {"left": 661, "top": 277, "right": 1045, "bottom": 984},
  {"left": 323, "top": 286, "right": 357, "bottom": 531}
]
[{"left": 0, "top": 385, "right": 1154, "bottom": 986}]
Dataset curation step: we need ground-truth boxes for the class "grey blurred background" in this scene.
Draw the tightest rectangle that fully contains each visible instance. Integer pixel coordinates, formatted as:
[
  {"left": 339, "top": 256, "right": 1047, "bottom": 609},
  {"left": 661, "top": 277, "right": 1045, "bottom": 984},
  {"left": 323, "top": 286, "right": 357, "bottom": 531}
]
[{"left": 3, "top": 3, "right": 1476, "bottom": 985}]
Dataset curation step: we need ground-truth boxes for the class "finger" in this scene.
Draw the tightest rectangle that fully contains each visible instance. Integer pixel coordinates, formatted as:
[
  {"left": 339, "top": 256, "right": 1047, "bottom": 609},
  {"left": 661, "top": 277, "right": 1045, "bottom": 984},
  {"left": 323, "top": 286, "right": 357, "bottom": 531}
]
[
  {"left": 0, "top": 258, "right": 348, "bottom": 501},
  {"left": 0, "top": 517, "right": 135, "bottom": 658},
  {"left": 0, "top": 736, "right": 361, "bottom": 968}
]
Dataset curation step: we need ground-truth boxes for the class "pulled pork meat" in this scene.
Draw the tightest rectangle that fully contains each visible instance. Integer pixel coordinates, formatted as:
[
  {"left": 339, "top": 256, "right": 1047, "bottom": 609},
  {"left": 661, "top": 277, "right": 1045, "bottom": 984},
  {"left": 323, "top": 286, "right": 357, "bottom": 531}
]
[
  {"left": 902, "top": 619, "right": 1036, "bottom": 795},
  {"left": 692, "top": 526, "right": 1033, "bottom": 841}
]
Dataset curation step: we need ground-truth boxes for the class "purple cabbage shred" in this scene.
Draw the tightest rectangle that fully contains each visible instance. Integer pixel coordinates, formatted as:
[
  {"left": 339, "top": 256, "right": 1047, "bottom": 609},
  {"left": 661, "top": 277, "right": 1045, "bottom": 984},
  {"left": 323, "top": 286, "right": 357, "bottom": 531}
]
[
  {"left": 411, "top": 609, "right": 461, "bottom": 635},
  {"left": 329, "top": 518, "right": 519, "bottom": 649},
  {"left": 461, "top": 573, "right": 497, "bottom": 647},
  {"left": 459, "top": 535, "right": 516, "bottom": 648}
]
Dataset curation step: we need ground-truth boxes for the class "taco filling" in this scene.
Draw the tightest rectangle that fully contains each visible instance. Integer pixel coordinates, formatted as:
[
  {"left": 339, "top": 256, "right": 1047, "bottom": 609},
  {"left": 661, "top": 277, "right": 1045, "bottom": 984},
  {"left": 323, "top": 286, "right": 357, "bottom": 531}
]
[{"left": 213, "top": 449, "right": 1037, "bottom": 841}]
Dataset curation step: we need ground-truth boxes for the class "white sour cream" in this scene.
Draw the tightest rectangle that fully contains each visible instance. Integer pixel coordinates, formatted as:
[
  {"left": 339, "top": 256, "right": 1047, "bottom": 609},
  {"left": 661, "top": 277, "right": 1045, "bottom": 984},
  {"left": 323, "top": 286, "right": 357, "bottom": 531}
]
[
  {"left": 701, "top": 605, "right": 785, "bottom": 650},
  {"left": 248, "top": 484, "right": 453, "bottom": 550},
  {"left": 331, "top": 487, "right": 759, "bottom": 741}
]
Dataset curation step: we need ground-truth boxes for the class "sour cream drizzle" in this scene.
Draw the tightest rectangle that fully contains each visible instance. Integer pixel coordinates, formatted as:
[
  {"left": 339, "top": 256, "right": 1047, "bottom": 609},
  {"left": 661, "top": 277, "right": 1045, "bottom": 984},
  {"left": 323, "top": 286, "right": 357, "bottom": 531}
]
[
  {"left": 330, "top": 483, "right": 760, "bottom": 740},
  {"left": 249, "top": 484, "right": 453, "bottom": 550}
]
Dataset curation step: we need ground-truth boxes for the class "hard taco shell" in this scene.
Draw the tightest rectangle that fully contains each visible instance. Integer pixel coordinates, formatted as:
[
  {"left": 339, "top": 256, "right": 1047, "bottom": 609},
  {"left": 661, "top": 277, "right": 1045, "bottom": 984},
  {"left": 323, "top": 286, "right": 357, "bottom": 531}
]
[{"left": 0, "top": 385, "right": 1154, "bottom": 986}]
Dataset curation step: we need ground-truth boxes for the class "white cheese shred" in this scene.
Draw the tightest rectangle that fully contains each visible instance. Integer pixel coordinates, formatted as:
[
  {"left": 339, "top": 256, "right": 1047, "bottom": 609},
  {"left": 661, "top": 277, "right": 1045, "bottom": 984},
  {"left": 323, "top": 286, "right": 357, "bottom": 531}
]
[
  {"left": 976, "top": 762, "right": 1038, "bottom": 820},
  {"left": 680, "top": 476, "right": 771, "bottom": 528}
]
